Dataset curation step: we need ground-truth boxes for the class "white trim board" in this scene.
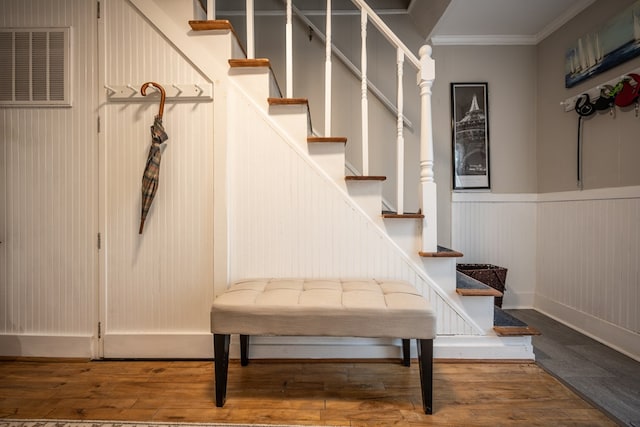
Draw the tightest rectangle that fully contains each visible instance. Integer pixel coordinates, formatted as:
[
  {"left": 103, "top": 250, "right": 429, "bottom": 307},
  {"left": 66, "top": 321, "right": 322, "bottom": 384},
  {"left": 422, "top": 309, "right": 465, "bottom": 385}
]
[
  {"left": 535, "top": 295, "right": 640, "bottom": 362},
  {"left": 452, "top": 185, "right": 640, "bottom": 203},
  {"left": 0, "top": 335, "right": 94, "bottom": 358}
]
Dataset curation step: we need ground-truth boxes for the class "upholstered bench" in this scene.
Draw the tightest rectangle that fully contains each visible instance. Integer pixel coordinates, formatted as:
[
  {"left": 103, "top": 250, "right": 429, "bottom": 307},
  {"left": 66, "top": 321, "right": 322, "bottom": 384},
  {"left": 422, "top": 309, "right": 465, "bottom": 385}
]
[{"left": 210, "top": 278, "right": 437, "bottom": 414}]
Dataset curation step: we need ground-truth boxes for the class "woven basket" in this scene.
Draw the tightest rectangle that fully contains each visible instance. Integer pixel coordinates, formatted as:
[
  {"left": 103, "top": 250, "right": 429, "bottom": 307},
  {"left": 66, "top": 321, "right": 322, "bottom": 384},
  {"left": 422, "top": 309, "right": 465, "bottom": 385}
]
[{"left": 456, "top": 264, "right": 507, "bottom": 307}]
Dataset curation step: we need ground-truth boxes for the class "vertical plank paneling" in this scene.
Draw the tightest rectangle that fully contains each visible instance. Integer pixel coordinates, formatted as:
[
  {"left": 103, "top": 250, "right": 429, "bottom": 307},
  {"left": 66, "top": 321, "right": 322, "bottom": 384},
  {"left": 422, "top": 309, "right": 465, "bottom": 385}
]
[
  {"left": 0, "top": 0, "right": 98, "bottom": 337},
  {"left": 102, "top": 0, "right": 214, "bottom": 338},
  {"left": 226, "top": 90, "right": 475, "bottom": 336},
  {"left": 537, "top": 195, "right": 640, "bottom": 334},
  {"left": 452, "top": 197, "right": 538, "bottom": 308}
]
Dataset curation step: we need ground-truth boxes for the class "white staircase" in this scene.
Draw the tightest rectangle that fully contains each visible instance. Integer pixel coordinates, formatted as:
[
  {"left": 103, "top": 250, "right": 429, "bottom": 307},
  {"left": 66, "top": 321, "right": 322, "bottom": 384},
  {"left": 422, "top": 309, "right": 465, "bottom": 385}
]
[{"left": 129, "top": 0, "right": 534, "bottom": 360}]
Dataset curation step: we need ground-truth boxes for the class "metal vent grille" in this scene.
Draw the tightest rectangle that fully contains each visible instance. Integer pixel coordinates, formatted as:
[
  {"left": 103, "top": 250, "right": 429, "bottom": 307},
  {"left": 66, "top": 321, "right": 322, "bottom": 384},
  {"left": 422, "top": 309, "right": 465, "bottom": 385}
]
[{"left": 0, "top": 28, "right": 71, "bottom": 106}]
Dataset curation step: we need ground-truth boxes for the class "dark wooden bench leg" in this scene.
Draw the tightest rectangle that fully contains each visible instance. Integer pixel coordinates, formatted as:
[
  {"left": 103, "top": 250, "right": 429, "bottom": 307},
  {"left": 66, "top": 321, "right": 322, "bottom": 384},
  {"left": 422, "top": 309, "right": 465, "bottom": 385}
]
[
  {"left": 402, "top": 339, "right": 411, "bottom": 366},
  {"left": 240, "top": 334, "right": 250, "bottom": 366},
  {"left": 417, "top": 338, "right": 433, "bottom": 414},
  {"left": 213, "top": 334, "right": 230, "bottom": 407}
]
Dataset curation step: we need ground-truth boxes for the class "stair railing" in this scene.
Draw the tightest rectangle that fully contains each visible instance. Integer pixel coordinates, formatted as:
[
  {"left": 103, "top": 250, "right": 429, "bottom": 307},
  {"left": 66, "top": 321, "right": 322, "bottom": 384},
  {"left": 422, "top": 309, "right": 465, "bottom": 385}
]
[{"left": 207, "top": 0, "right": 438, "bottom": 252}]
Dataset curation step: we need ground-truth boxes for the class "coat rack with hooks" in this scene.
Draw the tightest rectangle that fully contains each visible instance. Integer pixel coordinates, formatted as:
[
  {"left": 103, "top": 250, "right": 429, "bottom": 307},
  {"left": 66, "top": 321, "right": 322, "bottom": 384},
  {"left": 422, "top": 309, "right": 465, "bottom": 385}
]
[
  {"left": 105, "top": 82, "right": 213, "bottom": 101},
  {"left": 561, "top": 66, "right": 640, "bottom": 112}
]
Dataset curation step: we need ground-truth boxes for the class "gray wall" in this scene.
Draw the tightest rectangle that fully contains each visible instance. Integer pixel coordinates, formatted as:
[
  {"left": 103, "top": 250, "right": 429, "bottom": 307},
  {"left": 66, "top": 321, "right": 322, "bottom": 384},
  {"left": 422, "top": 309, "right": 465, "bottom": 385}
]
[
  {"left": 431, "top": 45, "right": 538, "bottom": 245},
  {"left": 537, "top": 0, "right": 640, "bottom": 193}
]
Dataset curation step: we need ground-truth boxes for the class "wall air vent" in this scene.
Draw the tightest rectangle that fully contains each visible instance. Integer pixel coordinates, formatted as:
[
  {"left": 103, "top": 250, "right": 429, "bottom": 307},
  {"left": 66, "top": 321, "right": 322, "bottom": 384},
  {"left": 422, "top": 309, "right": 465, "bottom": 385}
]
[{"left": 0, "top": 27, "right": 71, "bottom": 106}]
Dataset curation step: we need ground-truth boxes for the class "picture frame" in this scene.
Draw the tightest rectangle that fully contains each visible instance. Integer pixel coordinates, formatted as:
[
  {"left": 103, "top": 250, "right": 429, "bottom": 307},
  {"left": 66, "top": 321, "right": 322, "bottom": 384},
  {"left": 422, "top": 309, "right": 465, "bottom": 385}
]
[
  {"left": 451, "top": 82, "right": 490, "bottom": 190},
  {"left": 565, "top": 0, "right": 640, "bottom": 88}
]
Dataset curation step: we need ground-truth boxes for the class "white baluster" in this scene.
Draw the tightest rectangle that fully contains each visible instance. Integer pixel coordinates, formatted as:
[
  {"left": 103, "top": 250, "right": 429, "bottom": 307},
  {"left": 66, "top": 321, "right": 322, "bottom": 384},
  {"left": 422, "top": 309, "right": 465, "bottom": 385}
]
[
  {"left": 324, "top": 0, "right": 332, "bottom": 136},
  {"left": 207, "top": 0, "right": 214, "bottom": 20},
  {"left": 246, "top": 0, "right": 255, "bottom": 59},
  {"left": 417, "top": 45, "right": 437, "bottom": 252},
  {"left": 360, "top": 10, "right": 369, "bottom": 176},
  {"left": 286, "top": 0, "right": 293, "bottom": 97},
  {"left": 396, "top": 48, "right": 404, "bottom": 215}
]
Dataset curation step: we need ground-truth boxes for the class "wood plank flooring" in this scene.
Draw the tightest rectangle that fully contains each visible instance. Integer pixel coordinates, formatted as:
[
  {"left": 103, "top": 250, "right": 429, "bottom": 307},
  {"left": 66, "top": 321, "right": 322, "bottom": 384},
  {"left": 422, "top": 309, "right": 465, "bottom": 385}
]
[{"left": 0, "top": 358, "right": 617, "bottom": 426}]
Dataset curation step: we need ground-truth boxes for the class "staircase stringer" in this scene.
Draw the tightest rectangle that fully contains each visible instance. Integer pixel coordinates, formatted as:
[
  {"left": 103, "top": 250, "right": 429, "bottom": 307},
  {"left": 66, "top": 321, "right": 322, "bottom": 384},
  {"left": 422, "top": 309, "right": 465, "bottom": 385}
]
[{"left": 226, "top": 81, "right": 484, "bottom": 337}]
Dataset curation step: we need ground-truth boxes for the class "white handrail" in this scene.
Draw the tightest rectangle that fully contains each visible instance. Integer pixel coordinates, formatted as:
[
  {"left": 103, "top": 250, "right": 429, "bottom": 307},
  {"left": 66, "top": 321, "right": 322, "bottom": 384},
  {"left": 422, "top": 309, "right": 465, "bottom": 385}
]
[
  {"left": 350, "top": 0, "right": 420, "bottom": 69},
  {"left": 289, "top": 3, "right": 413, "bottom": 130}
]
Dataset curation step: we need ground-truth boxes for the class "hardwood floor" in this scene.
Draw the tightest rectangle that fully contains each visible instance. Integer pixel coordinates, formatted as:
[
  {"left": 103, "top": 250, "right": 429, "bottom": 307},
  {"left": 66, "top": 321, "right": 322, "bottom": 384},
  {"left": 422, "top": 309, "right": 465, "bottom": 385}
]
[{"left": 0, "top": 358, "right": 617, "bottom": 426}]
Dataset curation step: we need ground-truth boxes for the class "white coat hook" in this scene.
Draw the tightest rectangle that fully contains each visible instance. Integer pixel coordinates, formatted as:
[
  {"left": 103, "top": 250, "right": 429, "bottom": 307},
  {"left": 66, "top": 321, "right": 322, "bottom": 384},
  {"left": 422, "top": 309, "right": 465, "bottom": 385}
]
[
  {"left": 172, "top": 84, "right": 183, "bottom": 95},
  {"left": 126, "top": 84, "right": 138, "bottom": 94},
  {"left": 104, "top": 84, "right": 116, "bottom": 94},
  {"left": 194, "top": 83, "right": 203, "bottom": 94}
]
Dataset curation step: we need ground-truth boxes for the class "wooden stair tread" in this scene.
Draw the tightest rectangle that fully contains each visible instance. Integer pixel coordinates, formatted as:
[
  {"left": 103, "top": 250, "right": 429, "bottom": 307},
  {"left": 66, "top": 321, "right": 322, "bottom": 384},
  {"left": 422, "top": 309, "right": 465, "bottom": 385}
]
[
  {"left": 229, "top": 58, "right": 271, "bottom": 68},
  {"left": 307, "top": 136, "right": 347, "bottom": 143},
  {"left": 345, "top": 175, "right": 386, "bottom": 181},
  {"left": 493, "top": 307, "right": 541, "bottom": 337},
  {"left": 189, "top": 20, "right": 233, "bottom": 31},
  {"left": 382, "top": 211, "right": 424, "bottom": 219},
  {"left": 419, "top": 246, "right": 463, "bottom": 258},
  {"left": 494, "top": 326, "right": 542, "bottom": 336},
  {"left": 267, "top": 97, "right": 309, "bottom": 106},
  {"left": 456, "top": 271, "right": 502, "bottom": 297}
]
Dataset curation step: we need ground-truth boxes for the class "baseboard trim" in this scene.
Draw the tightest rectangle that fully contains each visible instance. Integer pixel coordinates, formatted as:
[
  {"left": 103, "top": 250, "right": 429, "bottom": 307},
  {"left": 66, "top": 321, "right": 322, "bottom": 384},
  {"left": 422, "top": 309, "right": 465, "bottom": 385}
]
[
  {"left": 103, "top": 333, "right": 213, "bottom": 359},
  {"left": 0, "top": 334, "right": 93, "bottom": 358},
  {"left": 534, "top": 295, "right": 640, "bottom": 362}
]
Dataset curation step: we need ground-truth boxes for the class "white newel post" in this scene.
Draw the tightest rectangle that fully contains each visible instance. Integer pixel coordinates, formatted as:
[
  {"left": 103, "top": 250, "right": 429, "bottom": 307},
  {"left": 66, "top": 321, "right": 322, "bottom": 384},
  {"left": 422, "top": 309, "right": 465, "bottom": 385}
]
[{"left": 417, "top": 45, "right": 437, "bottom": 252}]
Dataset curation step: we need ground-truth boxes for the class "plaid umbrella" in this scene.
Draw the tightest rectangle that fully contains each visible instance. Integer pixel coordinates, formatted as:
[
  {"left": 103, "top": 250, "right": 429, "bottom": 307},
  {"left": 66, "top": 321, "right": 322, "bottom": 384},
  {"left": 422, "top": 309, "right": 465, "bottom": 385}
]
[{"left": 139, "top": 82, "right": 168, "bottom": 234}]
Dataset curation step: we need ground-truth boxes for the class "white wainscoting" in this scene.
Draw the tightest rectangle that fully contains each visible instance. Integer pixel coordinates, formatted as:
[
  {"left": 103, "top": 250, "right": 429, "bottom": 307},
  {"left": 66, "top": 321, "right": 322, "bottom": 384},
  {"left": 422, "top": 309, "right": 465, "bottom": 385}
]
[
  {"left": 452, "top": 188, "right": 640, "bottom": 361},
  {"left": 536, "top": 187, "right": 640, "bottom": 360},
  {"left": 0, "top": 0, "right": 100, "bottom": 356},
  {"left": 452, "top": 193, "right": 538, "bottom": 308}
]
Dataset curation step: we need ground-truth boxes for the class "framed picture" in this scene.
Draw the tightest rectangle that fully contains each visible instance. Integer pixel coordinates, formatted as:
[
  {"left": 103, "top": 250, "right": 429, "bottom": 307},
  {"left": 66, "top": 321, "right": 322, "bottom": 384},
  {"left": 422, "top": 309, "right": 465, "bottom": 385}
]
[
  {"left": 451, "top": 82, "right": 490, "bottom": 190},
  {"left": 565, "top": 0, "right": 640, "bottom": 88}
]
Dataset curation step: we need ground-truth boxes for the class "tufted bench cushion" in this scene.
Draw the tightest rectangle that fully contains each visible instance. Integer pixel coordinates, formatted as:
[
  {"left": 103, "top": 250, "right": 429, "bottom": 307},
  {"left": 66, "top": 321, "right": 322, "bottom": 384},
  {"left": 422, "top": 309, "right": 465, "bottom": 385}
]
[
  {"left": 211, "top": 278, "right": 436, "bottom": 339},
  {"left": 210, "top": 278, "right": 436, "bottom": 414}
]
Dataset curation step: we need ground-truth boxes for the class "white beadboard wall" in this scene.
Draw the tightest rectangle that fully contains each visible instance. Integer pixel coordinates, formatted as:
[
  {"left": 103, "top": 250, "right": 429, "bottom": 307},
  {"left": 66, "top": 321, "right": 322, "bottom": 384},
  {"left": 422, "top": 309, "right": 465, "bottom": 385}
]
[
  {"left": 0, "top": 0, "right": 99, "bottom": 357},
  {"left": 452, "top": 189, "right": 640, "bottom": 360},
  {"left": 227, "top": 87, "right": 478, "bottom": 337},
  {"left": 101, "top": 0, "right": 215, "bottom": 358},
  {"left": 536, "top": 188, "right": 640, "bottom": 359},
  {"left": 451, "top": 193, "right": 538, "bottom": 308}
]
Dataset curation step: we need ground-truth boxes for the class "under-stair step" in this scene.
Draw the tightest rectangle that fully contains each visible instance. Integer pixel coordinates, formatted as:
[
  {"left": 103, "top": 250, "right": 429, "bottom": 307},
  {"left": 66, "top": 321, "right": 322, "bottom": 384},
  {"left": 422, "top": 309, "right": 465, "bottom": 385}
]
[
  {"left": 345, "top": 176, "right": 386, "bottom": 181},
  {"left": 189, "top": 19, "right": 234, "bottom": 31},
  {"left": 382, "top": 210, "right": 424, "bottom": 219},
  {"left": 456, "top": 271, "right": 502, "bottom": 297},
  {"left": 268, "top": 97, "right": 309, "bottom": 106},
  {"left": 307, "top": 136, "right": 347, "bottom": 144},
  {"left": 493, "top": 307, "right": 541, "bottom": 336},
  {"left": 229, "top": 58, "right": 271, "bottom": 68},
  {"left": 418, "top": 246, "right": 463, "bottom": 258}
]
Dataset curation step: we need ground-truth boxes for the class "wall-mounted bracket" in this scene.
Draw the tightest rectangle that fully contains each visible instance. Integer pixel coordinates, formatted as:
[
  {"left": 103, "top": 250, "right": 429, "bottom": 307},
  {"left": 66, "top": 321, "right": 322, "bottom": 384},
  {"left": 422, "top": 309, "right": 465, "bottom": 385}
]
[{"left": 105, "top": 82, "right": 213, "bottom": 101}]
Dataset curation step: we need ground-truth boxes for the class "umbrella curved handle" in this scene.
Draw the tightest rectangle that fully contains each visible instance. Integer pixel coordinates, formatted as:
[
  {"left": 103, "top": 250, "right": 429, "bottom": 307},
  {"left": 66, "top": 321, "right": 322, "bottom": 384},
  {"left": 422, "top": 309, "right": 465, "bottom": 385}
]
[{"left": 140, "top": 82, "right": 166, "bottom": 119}]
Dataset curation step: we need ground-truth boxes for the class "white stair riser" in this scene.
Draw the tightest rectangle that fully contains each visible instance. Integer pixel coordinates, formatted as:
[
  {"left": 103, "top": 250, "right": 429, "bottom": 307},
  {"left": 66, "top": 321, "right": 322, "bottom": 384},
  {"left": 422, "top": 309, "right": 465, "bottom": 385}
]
[
  {"left": 383, "top": 219, "right": 421, "bottom": 255},
  {"left": 308, "top": 143, "right": 347, "bottom": 185},
  {"left": 458, "top": 295, "right": 495, "bottom": 333},
  {"left": 345, "top": 180, "right": 384, "bottom": 223},
  {"left": 229, "top": 68, "right": 271, "bottom": 106},
  {"left": 268, "top": 105, "right": 309, "bottom": 147}
]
